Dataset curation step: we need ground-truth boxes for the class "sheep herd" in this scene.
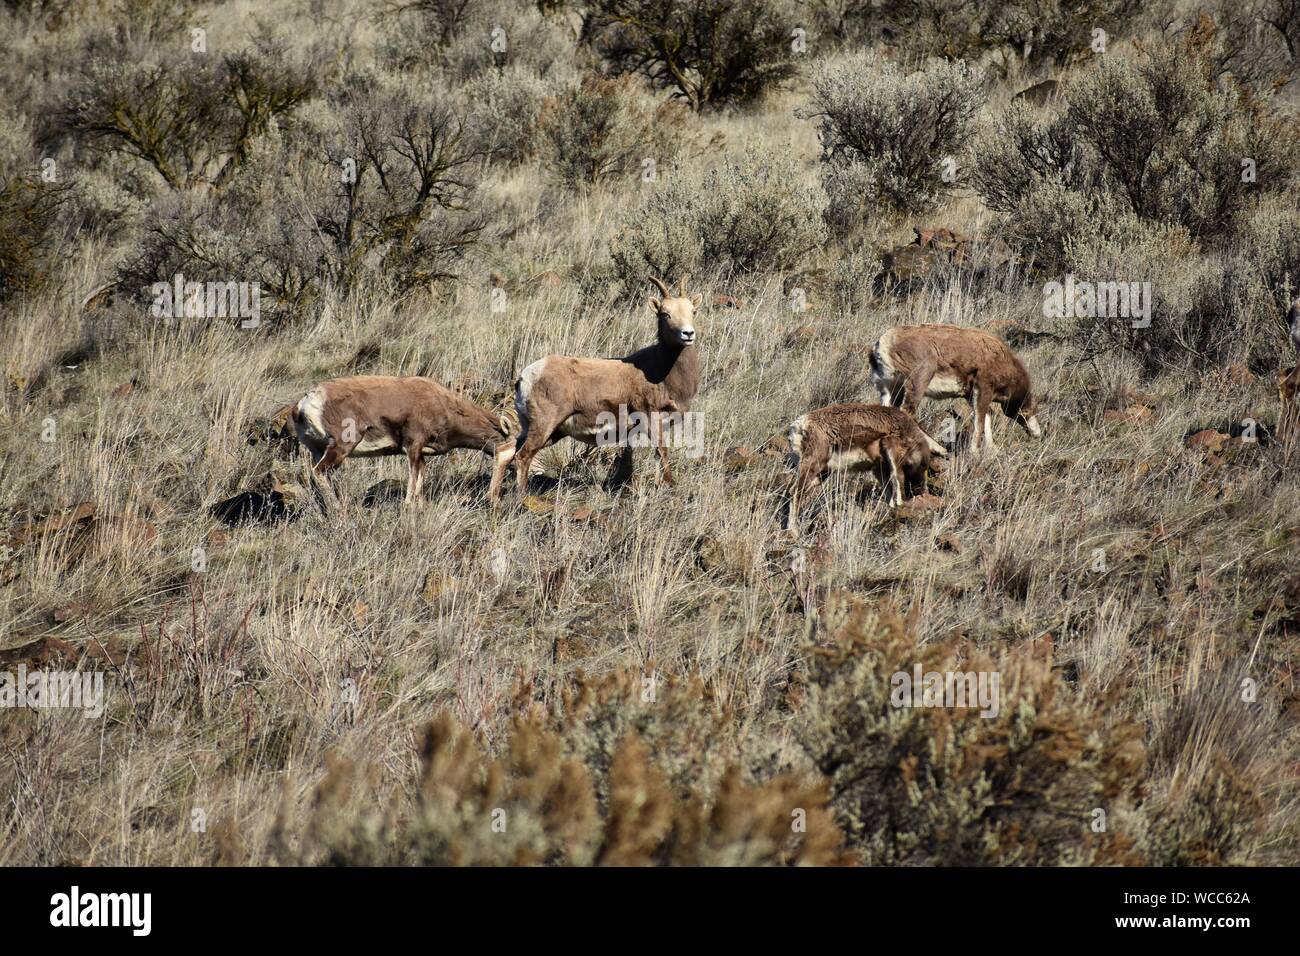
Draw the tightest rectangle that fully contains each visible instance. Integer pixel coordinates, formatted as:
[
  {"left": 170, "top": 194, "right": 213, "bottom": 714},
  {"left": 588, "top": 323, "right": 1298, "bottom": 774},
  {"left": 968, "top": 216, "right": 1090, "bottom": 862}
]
[{"left": 289, "top": 277, "right": 1300, "bottom": 531}]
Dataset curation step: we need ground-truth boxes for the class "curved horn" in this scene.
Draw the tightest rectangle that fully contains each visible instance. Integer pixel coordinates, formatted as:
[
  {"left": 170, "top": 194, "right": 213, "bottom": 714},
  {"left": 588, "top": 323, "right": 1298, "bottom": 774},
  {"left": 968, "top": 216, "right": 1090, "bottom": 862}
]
[
  {"left": 678, "top": 274, "right": 689, "bottom": 295},
  {"left": 648, "top": 276, "right": 670, "bottom": 297}
]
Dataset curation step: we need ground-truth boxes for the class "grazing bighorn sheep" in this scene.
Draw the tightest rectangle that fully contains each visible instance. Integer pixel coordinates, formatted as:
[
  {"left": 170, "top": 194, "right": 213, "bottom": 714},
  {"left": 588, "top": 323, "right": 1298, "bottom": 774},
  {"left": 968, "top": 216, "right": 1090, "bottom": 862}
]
[
  {"left": 490, "top": 276, "right": 701, "bottom": 500},
  {"left": 868, "top": 324, "right": 1042, "bottom": 453},
  {"left": 293, "top": 375, "right": 510, "bottom": 504},
  {"left": 785, "top": 403, "right": 946, "bottom": 531}
]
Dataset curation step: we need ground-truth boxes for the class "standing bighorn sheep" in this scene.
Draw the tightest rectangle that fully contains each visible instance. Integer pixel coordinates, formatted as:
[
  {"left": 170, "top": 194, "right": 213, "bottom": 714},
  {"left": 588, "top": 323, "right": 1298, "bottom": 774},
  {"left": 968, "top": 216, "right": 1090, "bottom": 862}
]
[
  {"left": 785, "top": 403, "right": 946, "bottom": 531},
  {"left": 868, "top": 324, "right": 1042, "bottom": 453},
  {"left": 489, "top": 276, "right": 701, "bottom": 500},
  {"left": 293, "top": 375, "right": 510, "bottom": 504}
]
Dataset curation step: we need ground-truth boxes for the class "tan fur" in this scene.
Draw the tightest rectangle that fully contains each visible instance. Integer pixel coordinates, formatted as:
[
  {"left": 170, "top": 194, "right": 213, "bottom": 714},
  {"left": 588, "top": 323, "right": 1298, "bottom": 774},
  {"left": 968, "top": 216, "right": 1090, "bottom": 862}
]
[
  {"left": 869, "top": 324, "right": 1042, "bottom": 453},
  {"left": 785, "top": 403, "right": 945, "bottom": 531},
  {"left": 293, "top": 375, "right": 508, "bottom": 505},
  {"left": 1281, "top": 365, "right": 1300, "bottom": 441},
  {"left": 490, "top": 276, "right": 701, "bottom": 500}
]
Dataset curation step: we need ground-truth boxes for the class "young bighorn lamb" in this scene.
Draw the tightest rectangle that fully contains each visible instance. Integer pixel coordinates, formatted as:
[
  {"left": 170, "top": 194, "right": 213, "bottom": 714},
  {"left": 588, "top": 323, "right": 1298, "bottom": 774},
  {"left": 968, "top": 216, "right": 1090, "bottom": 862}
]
[
  {"left": 489, "top": 276, "right": 701, "bottom": 500},
  {"left": 868, "top": 324, "right": 1043, "bottom": 454},
  {"left": 293, "top": 375, "right": 510, "bottom": 504},
  {"left": 785, "top": 403, "right": 946, "bottom": 531}
]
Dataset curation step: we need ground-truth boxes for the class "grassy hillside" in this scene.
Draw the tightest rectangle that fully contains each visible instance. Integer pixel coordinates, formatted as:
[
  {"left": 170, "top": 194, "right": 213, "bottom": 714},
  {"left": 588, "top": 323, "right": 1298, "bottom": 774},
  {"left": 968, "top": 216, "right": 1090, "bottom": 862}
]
[{"left": 1, "top": 0, "right": 1298, "bottom": 865}]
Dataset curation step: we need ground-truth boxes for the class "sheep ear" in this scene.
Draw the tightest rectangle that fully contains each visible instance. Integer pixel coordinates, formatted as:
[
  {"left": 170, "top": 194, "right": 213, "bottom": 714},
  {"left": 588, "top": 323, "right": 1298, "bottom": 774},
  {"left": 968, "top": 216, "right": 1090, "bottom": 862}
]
[
  {"left": 648, "top": 297, "right": 661, "bottom": 313},
  {"left": 690, "top": 293, "right": 702, "bottom": 309}
]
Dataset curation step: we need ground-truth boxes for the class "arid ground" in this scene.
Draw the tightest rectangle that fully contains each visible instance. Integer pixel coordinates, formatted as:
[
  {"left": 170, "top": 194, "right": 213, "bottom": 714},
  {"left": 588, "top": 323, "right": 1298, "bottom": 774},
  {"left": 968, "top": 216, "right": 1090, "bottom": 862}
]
[{"left": 1, "top": 0, "right": 1299, "bottom": 865}]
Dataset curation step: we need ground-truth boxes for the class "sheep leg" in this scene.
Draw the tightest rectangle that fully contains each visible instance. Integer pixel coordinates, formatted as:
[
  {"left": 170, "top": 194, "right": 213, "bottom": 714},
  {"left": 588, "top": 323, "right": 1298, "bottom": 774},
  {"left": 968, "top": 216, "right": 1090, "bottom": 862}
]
[
  {"left": 882, "top": 438, "right": 904, "bottom": 506},
  {"left": 406, "top": 446, "right": 425, "bottom": 504},
  {"left": 605, "top": 444, "right": 635, "bottom": 489},
  {"left": 489, "top": 439, "right": 517, "bottom": 502},
  {"left": 902, "top": 360, "right": 937, "bottom": 416},
  {"left": 652, "top": 412, "right": 674, "bottom": 485},
  {"left": 513, "top": 414, "right": 562, "bottom": 497},
  {"left": 978, "top": 388, "right": 996, "bottom": 453},
  {"left": 785, "top": 443, "right": 828, "bottom": 533},
  {"left": 972, "top": 386, "right": 994, "bottom": 455}
]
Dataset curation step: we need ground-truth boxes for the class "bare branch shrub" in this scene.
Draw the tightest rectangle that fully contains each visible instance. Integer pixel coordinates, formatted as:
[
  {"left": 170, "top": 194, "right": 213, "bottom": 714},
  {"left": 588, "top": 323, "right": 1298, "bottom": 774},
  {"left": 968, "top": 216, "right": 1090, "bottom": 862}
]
[
  {"left": 541, "top": 75, "right": 688, "bottom": 189},
  {"left": 55, "top": 25, "right": 321, "bottom": 191}
]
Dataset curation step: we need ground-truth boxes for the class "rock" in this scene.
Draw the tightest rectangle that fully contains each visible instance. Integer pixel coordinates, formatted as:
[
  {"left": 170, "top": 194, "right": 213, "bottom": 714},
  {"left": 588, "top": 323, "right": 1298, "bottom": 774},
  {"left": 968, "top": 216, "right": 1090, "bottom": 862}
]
[
  {"left": 207, "top": 528, "right": 231, "bottom": 549},
  {"left": 101, "top": 512, "right": 158, "bottom": 547},
  {"left": 51, "top": 602, "right": 91, "bottom": 624},
  {"left": 894, "top": 493, "right": 944, "bottom": 519},
  {"left": 782, "top": 324, "right": 818, "bottom": 348},
  {"left": 936, "top": 533, "right": 962, "bottom": 553},
  {"left": 567, "top": 504, "right": 609, "bottom": 526},
  {"left": 1225, "top": 363, "right": 1255, "bottom": 386},
  {"left": 0, "top": 634, "right": 128, "bottom": 668},
  {"left": 210, "top": 490, "right": 293, "bottom": 527},
  {"left": 111, "top": 378, "right": 138, "bottom": 398},
  {"left": 912, "top": 226, "right": 973, "bottom": 263},
  {"left": 362, "top": 479, "right": 405, "bottom": 507},
  {"left": 1185, "top": 429, "right": 1229, "bottom": 454},
  {"left": 722, "top": 445, "right": 756, "bottom": 473},
  {"left": 712, "top": 294, "right": 745, "bottom": 310},
  {"left": 7, "top": 502, "right": 97, "bottom": 548},
  {"left": 521, "top": 495, "right": 554, "bottom": 516},
  {"left": 420, "top": 571, "right": 459, "bottom": 604},
  {"left": 0, "top": 636, "right": 79, "bottom": 668},
  {"left": 881, "top": 242, "right": 946, "bottom": 285},
  {"left": 1103, "top": 405, "right": 1153, "bottom": 425},
  {"left": 244, "top": 403, "right": 299, "bottom": 452},
  {"left": 1014, "top": 79, "right": 1061, "bottom": 106},
  {"left": 758, "top": 435, "right": 791, "bottom": 458}
]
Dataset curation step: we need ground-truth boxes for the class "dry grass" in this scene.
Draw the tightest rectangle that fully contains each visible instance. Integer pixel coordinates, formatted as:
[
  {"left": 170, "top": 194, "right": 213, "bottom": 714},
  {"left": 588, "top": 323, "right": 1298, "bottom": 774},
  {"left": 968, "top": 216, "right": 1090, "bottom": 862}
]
[{"left": 1, "top": 0, "right": 1298, "bottom": 866}]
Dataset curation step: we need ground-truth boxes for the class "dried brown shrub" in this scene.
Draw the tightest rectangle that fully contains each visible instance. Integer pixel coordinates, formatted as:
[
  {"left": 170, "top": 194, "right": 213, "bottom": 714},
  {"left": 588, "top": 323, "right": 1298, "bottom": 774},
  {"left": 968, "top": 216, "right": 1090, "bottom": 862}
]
[
  {"left": 276, "top": 671, "right": 847, "bottom": 866},
  {"left": 797, "top": 593, "right": 1149, "bottom": 865}
]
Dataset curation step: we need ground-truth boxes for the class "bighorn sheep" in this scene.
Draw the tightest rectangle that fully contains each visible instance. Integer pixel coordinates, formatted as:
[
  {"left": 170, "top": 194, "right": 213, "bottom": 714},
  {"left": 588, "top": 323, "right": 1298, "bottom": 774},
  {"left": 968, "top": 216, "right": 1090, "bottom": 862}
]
[
  {"left": 1280, "top": 297, "right": 1300, "bottom": 439},
  {"left": 489, "top": 276, "right": 701, "bottom": 500},
  {"left": 785, "top": 403, "right": 946, "bottom": 531},
  {"left": 868, "top": 324, "right": 1042, "bottom": 453},
  {"left": 1289, "top": 296, "right": 1300, "bottom": 355},
  {"left": 293, "top": 375, "right": 510, "bottom": 504},
  {"left": 1279, "top": 365, "right": 1299, "bottom": 435}
]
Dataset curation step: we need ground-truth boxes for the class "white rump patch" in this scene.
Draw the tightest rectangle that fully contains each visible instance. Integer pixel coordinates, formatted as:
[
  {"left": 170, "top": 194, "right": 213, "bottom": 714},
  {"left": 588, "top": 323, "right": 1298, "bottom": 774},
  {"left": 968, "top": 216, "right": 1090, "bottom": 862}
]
[
  {"left": 515, "top": 358, "right": 548, "bottom": 424},
  {"left": 870, "top": 335, "right": 899, "bottom": 398}
]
